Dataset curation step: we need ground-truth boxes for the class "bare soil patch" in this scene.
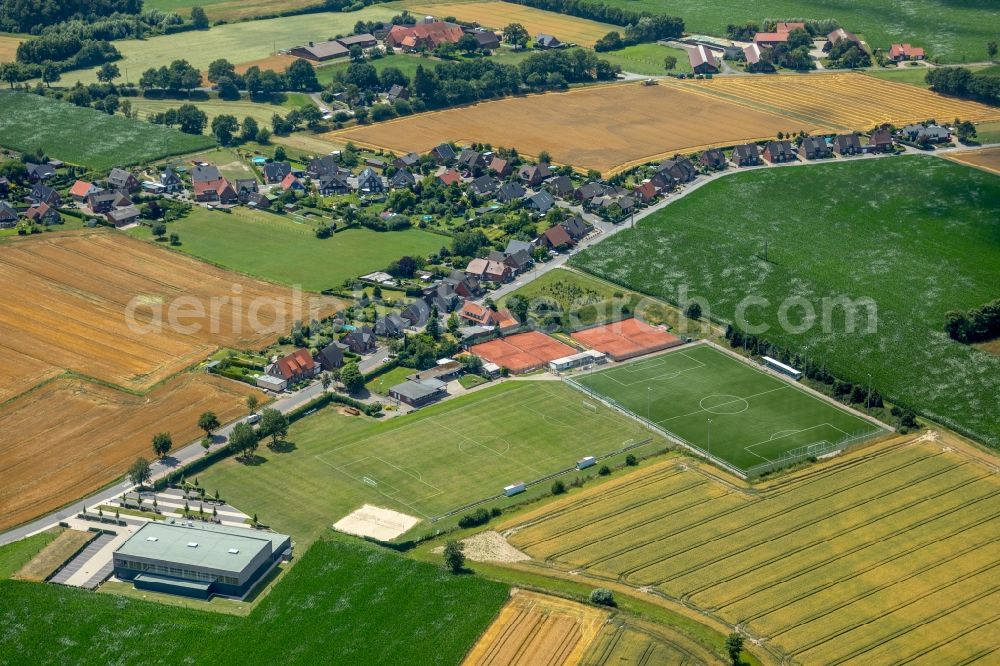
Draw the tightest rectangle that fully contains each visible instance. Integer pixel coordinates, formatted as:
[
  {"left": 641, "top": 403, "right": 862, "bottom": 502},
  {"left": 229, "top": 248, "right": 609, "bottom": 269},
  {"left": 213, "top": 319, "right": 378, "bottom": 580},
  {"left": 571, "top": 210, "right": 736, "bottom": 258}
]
[
  {"left": 332, "top": 504, "right": 421, "bottom": 540},
  {"left": 946, "top": 146, "right": 1000, "bottom": 176}
]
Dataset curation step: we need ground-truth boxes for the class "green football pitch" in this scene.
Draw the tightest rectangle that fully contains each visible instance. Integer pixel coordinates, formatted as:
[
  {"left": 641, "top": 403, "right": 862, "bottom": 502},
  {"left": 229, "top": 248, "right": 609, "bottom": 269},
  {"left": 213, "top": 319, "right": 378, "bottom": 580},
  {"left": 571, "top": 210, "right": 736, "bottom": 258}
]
[
  {"left": 572, "top": 344, "right": 886, "bottom": 473},
  {"left": 312, "top": 382, "right": 654, "bottom": 519}
]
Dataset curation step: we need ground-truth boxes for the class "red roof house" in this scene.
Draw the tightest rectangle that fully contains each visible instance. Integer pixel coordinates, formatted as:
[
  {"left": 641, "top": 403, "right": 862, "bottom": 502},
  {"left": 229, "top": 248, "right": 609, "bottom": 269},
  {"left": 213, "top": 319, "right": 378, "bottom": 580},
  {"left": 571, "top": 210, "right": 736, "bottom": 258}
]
[
  {"left": 889, "top": 43, "right": 925, "bottom": 61},
  {"left": 267, "top": 349, "right": 318, "bottom": 383},
  {"left": 539, "top": 224, "right": 573, "bottom": 249},
  {"left": 69, "top": 180, "right": 99, "bottom": 201},
  {"left": 388, "top": 22, "right": 464, "bottom": 51},
  {"left": 438, "top": 168, "right": 462, "bottom": 186},
  {"left": 280, "top": 173, "right": 305, "bottom": 191}
]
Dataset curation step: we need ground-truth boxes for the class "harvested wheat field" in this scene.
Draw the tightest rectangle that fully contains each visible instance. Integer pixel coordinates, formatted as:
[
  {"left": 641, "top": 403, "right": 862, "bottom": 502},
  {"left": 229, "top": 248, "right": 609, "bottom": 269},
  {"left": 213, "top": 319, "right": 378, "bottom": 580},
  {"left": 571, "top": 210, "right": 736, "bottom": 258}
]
[
  {"left": 0, "top": 374, "right": 257, "bottom": 531},
  {"left": 401, "top": 1, "right": 617, "bottom": 47},
  {"left": 332, "top": 82, "right": 812, "bottom": 174},
  {"left": 463, "top": 589, "right": 608, "bottom": 666},
  {"left": 684, "top": 72, "right": 1000, "bottom": 132},
  {"left": 0, "top": 231, "right": 336, "bottom": 398},
  {"left": 946, "top": 146, "right": 1000, "bottom": 175},
  {"left": 0, "top": 35, "right": 22, "bottom": 63},
  {"left": 505, "top": 433, "right": 1000, "bottom": 665}
]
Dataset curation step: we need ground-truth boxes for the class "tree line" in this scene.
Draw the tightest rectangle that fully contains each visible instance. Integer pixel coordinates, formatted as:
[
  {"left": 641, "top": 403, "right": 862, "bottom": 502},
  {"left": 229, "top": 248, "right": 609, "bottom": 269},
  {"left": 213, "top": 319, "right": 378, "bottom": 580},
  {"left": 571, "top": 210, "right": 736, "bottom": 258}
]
[
  {"left": 926, "top": 67, "right": 1000, "bottom": 106},
  {"left": 505, "top": 0, "right": 682, "bottom": 38},
  {"left": 945, "top": 299, "right": 1000, "bottom": 344},
  {"left": 593, "top": 15, "right": 692, "bottom": 52},
  {"left": 0, "top": 0, "right": 140, "bottom": 33}
]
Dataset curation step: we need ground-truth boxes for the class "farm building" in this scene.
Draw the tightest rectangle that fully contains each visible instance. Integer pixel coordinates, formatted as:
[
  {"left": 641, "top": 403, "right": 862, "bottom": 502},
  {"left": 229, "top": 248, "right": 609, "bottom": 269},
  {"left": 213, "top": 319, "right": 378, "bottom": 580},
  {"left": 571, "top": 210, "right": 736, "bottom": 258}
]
[
  {"left": 688, "top": 45, "right": 720, "bottom": 74},
  {"left": 824, "top": 28, "right": 863, "bottom": 52},
  {"left": 113, "top": 520, "right": 291, "bottom": 599},
  {"left": 288, "top": 39, "right": 349, "bottom": 61},
  {"left": 389, "top": 378, "right": 447, "bottom": 407},
  {"left": 338, "top": 33, "right": 378, "bottom": 49},
  {"left": 388, "top": 21, "right": 464, "bottom": 51},
  {"left": 536, "top": 34, "right": 562, "bottom": 49},
  {"left": 743, "top": 43, "right": 763, "bottom": 65}
]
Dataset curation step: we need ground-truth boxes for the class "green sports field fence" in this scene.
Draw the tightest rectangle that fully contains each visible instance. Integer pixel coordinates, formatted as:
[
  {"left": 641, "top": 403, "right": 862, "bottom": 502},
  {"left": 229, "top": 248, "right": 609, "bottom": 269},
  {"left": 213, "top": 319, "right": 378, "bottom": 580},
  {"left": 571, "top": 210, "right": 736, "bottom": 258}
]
[{"left": 564, "top": 376, "right": 887, "bottom": 479}]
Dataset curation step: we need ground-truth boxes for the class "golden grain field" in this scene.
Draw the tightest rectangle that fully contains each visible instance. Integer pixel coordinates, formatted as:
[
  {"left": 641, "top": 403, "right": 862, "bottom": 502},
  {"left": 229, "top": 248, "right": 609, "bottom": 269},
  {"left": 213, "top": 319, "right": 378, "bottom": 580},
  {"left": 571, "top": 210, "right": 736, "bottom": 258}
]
[
  {"left": 0, "top": 35, "right": 22, "bottom": 63},
  {"left": 505, "top": 436, "right": 1000, "bottom": 665},
  {"left": 399, "top": 0, "right": 618, "bottom": 47},
  {"left": 330, "top": 81, "right": 819, "bottom": 174},
  {"left": 684, "top": 72, "right": 1000, "bottom": 131}
]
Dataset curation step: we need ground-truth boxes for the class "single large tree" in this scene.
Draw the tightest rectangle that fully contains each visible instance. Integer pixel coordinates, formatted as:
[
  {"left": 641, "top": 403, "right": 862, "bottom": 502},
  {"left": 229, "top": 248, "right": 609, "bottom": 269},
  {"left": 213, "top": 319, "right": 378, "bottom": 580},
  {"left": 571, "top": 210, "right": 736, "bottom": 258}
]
[
  {"left": 340, "top": 362, "right": 365, "bottom": 394},
  {"left": 128, "top": 457, "right": 152, "bottom": 487},
  {"left": 97, "top": 62, "right": 120, "bottom": 83},
  {"left": 246, "top": 394, "right": 259, "bottom": 414},
  {"left": 725, "top": 633, "right": 744, "bottom": 666},
  {"left": 151, "top": 432, "right": 173, "bottom": 459},
  {"left": 198, "top": 411, "right": 220, "bottom": 437},
  {"left": 191, "top": 6, "right": 209, "bottom": 29},
  {"left": 259, "top": 408, "right": 289, "bottom": 448},
  {"left": 443, "top": 540, "right": 465, "bottom": 573},
  {"left": 229, "top": 422, "right": 258, "bottom": 460}
]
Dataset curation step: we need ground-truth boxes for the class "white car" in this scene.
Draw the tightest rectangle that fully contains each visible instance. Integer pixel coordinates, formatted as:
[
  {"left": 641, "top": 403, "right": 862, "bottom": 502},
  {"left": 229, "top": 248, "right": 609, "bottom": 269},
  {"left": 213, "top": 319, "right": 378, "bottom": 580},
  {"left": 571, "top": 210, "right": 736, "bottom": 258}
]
[{"left": 246, "top": 413, "right": 261, "bottom": 425}]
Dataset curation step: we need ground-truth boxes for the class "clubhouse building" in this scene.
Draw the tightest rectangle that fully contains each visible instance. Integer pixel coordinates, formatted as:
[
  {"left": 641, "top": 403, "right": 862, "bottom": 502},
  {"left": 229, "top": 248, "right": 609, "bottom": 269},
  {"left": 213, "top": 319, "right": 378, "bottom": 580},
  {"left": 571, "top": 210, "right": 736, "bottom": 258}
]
[{"left": 113, "top": 520, "right": 291, "bottom": 599}]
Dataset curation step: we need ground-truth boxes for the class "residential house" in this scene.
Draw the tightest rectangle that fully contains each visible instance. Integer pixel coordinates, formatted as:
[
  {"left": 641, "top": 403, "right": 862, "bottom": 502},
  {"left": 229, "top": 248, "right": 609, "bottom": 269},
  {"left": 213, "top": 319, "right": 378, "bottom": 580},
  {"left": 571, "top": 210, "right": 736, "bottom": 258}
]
[
  {"left": 732, "top": 143, "right": 762, "bottom": 166},
  {"left": 364, "top": 157, "right": 386, "bottom": 170},
  {"left": 69, "top": 180, "right": 100, "bottom": 202},
  {"left": 469, "top": 175, "right": 498, "bottom": 197},
  {"left": 832, "top": 133, "right": 863, "bottom": 156},
  {"left": 394, "top": 152, "right": 420, "bottom": 170},
  {"left": 25, "top": 202, "right": 60, "bottom": 224},
  {"left": 266, "top": 349, "right": 319, "bottom": 384},
  {"left": 317, "top": 173, "right": 351, "bottom": 195},
  {"left": 889, "top": 43, "right": 925, "bottom": 61},
  {"left": 546, "top": 175, "right": 573, "bottom": 198},
  {"left": 191, "top": 164, "right": 221, "bottom": 184},
  {"left": 438, "top": 168, "right": 462, "bottom": 187},
  {"left": 107, "top": 168, "right": 140, "bottom": 192},
  {"left": 25, "top": 163, "right": 56, "bottom": 182},
  {"left": 657, "top": 156, "right": 697, "bottom": 184},
  {"left": 246, "top": 192, "right": 271, "bottom": 209},
  {"left": 763, "top": 140, "right": 796, "bottom": 163},
  {"left": 338, "top": 33, "right": 378, "bottom": 49},
  {"left": 466, "top": 257, "right": 512, "bottom": 283},
  {"left": 799, "top": 136, "right": 832, "bottom": 160},
  {"left": 424, "top": 282, "right": 462, "bottom": 313},
  {"left": 0, "top": 201, "right": 17, "bottom": 228},
  {"left": 106, "top": 205, "right": 141, "bottom": 227},
  {"left": 376, "top": 312, "right": 407, "bottom": 338},
  {"left": 527, "top": 190, "right": 555, "bottom": 214},
  {"left": 444, "top": 269, "right": 482, "bottom": 298},
  {"left": 494, "top": 248, "right": 531, "bottom": 273},
  {"left": 601, "top": 195, "right": 635, "bottom": 216},
  {"left": 753, "top": 32, "right": 792, "bottom": 48},
  {"left": 317, "top": 341, "right": 346, "bottom": 370},
  {"left": 87, "top": 190, "right": 118, "bottom": 213},
  {"left": 536, "top": 34, "right": 562, "bottom": 49},
  {"left": 388, "top": 21, "right": 465, "bottom": 51},
  {"left": 280, "top": 173, "right": 305, "bottom": 192},
  {"left": 471, "top": 29, "right": 500, "bottom": 50},
  {"left": 307, "top": 155, "right": 341, "bottom": 179},
  {"left": 235, "top": 179, "right": 258, "bottom": 202},
  {"left": 112, "top": 191, "right": 133, "bottom": 208},
  {"left": 343, "top": 326, "right": 376, "bottom": 354},
  {"left": 356, "top": 167, "right": 385, "bottom": 193},
  {"left": 432, "top": 143, "right": 457, "bottom": 163},
  {"left": 518, "top": 163, "right": 552, "bottom": 186},
  {"left": 560, "top": 215, "right": 590, "bottom": 240},
  {"left": 633, "top": 180, "right": 658, "bottom": 204},
  {"left": 385, "top": 84, "right": 409, "bottom": 103},
  {"left": 28, "top": 183, "right": 61, "bottom": 208},
  {"left": 488, "top": 157, "right": 512, "bottom": 178},
  {"left": 867, "top": 127, "right": 894, "bottom": 152},
  {"left": 901, "top": 123, "right": 950, "bottom": 144},
  {"left": 389, "top": 169, "right": 416, "bottom": 190},
  {"left": 194, "top": 178, "right": 238, "bottom": 204},
  {"left": 289, "top": 39, "right": 349, "bottom": 61},
  {"left": 689, "top": 45, "right": 720, "bottom": 74},
  {"left": 824, "top": 28, "right": 863, "bottom": 51},
  {"left": 540, "top": 224, "right": 573, "bottom": 250},
  {"left": 263, "top": 161, "right": 292, "bottom": 184},
  {"left": 457, "top": 149, "right": 485, "bottom": 171},
  {"left": 0, "top": 177, "right": 9, "bottom": 196},
  {"left": 699, "top": 148, "right": 727, "bottom": 170},
  {"left": 160, "top": 167, "right": 183, "bottom": 192},
  {"left": 575, "top": 182, "right": 613, "bottom": 202},
  {"left": 649, "top": 172, "right": 674, "bottom": 193},
  {"left": 401, "top": 299, "right": 432, "bottom": 327},
  {"left": 496, "top": 181, "right": 525, "bottom": 203},
  {"left": 505, "top": 239, "right": 534, "bottom": 256},
  {"left": 458, "top": 300, "right": 497, "bottom": 326}
]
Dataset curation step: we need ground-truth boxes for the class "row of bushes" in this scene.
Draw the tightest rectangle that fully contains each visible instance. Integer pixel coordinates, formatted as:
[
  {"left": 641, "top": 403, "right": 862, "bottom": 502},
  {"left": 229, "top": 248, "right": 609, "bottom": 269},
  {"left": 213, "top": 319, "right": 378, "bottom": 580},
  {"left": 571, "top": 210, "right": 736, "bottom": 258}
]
[
  {"left": 506, "top": 0, "right": 682, "bottom": 37},
  {"left": 945, "top": 299, "right": 1000, "bottom": 344}
]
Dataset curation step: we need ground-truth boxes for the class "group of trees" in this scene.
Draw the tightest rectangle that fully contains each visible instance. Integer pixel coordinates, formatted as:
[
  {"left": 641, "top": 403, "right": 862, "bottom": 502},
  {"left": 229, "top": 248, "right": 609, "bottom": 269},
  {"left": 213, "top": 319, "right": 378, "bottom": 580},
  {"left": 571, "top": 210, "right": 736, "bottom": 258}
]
[
  {"left": 0, "top": 0, "right": 141, "bottom": 33},
  {"left": 926, "top": 67, "right": 1000, "bottom": 106},
  {"left": 825, "top": 38, "right": 871, "bottom": 68},
  {"left": 594, "top": 14, "right": 692, "bottom": 52},
  {"left": 207, "top": 57, "right": 321, "bottom": 99},
  {"left": 945, "top": 298, "right": 1000, "bottom": 343},
  {"left": 506, "top": 0, "right": 682, "bottom": 39}
]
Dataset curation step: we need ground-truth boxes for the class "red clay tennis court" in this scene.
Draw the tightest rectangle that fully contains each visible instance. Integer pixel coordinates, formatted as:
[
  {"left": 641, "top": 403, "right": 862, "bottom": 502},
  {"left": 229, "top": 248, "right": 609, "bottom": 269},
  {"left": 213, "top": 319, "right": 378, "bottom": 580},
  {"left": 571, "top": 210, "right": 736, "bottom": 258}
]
[
  {"left": 571, "top": 318, "right": 682, "bottom": 361},
  {"left": 470, "top": 331, "right": 576, "bottom": 373}
]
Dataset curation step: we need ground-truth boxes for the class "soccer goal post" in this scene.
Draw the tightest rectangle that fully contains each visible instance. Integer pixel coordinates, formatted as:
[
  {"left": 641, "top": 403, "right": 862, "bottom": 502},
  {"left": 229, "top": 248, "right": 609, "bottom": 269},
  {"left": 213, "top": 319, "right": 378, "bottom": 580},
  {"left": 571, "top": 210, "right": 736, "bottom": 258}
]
[{"left": 581, "top": 401, "right": 598, "bottom": 413}]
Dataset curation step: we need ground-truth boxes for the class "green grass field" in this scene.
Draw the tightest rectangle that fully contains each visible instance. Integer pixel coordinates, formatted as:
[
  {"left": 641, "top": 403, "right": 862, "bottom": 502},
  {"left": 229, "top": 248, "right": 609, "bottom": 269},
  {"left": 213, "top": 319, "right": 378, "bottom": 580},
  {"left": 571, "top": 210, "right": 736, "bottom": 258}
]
[
  {"left": 365, "top": 366, "right": 413, "bottom": 395},
  {"left": 571, "top": 156, "right": 1000, "bottom": 449},
  {"left": 130, "top": 207, "right": 447, "bottom": 291},
  {"left": 573, "top": 345, "right": 882, "bottom": 472},
  {"left": 508, "top": 440, "right": 1000, "bottom": 664},
  {"left": 0, "top": 537, "right": 508, "bottom": 664},
  {"left": 66, "top": 7, "right": 399, "bottom": 85},
  {"left": 316, "top": 53, "right": 431, "bottom": 86},
  {"left": 0, "top": 92, "right": 213, "bottom": 169},
  {"left": 592, "top": 0, "right": 995, "bottom": 64},
  {"left": 0, "top": 529, "right": 60, "bottom": 579},
  {"left": 197, "top": 381, "right": 660, "bottom": 544},
  {"left": 597, "top": 43, "right": 692, "bottom": 75},
  {"left": 130, "top": 96, "right": 290, "bottom": 127}
]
